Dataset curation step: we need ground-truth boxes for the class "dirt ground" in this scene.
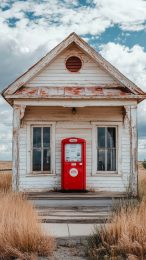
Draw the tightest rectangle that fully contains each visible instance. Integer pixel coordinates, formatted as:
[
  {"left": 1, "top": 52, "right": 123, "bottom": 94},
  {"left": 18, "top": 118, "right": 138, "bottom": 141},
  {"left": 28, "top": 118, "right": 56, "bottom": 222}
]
[{"left": 38, "top": 243, "right": 87, "bottom": 260}]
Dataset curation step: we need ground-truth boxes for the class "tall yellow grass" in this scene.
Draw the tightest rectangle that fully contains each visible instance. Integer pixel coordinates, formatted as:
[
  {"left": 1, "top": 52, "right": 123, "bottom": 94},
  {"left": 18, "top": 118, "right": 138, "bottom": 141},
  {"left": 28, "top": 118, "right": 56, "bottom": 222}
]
[
  {"left": 88, "top": 163, "right": 146, "bottom": 259},
  {"left": 0, "top": 173, "right": 12, "bottom": 192},
  {"left": 0, "top": 192, "right": 54, "bottom": 259},
  {"left": 138, "top": 167, "right": 146, "bottom": 199}
]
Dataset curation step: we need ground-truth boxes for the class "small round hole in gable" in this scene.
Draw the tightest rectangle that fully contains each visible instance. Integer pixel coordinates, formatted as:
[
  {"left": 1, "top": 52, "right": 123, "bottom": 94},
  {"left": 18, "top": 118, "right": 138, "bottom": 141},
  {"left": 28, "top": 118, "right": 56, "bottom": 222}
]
[{"left": 66, "top": 56, "right": 82, "bottom": 72}]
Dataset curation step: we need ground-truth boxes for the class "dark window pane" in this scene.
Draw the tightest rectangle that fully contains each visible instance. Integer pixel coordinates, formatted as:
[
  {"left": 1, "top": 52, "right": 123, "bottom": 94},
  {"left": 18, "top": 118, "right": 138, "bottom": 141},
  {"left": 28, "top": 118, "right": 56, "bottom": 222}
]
[
  {"left": 33, "top": 128, "right": 41, "bottom": 148},
  {"left": 43, "top": 128, "right": 50, "bottom": 148},
  {"left": 97, "top": 149, "right": 105, "bottom": 171},
  {"left": 98, "top": 128, "right": 105, "bottom": 148},
  {"left": 107, "top": 128, "right": 116, "bottom": 148},
  {"left": 33, "top": 149, "right": 41, "bottom": 171},
  {"left": 107, "top": 149, "right": 116, "bottom": 171},
  {"left": 43, "top": 149, "right": 51, "bottom": 171}
]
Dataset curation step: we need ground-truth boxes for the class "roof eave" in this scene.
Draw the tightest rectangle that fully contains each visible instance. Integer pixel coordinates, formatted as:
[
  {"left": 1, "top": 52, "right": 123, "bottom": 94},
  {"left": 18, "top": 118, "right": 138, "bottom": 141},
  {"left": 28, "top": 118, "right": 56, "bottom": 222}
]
[{"left": 4, "top": 94, "right": 146, "bottom": 103}]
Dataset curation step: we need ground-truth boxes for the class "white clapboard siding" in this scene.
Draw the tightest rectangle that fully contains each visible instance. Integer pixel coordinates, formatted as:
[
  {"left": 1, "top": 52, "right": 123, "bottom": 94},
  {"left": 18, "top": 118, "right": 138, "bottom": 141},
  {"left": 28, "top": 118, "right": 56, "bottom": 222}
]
[
  {"left": 18, "top": 106, "right": 131, "bottom": 192},
  {"left": 25, "top": 46, "right": 116, "bottom": 87}
]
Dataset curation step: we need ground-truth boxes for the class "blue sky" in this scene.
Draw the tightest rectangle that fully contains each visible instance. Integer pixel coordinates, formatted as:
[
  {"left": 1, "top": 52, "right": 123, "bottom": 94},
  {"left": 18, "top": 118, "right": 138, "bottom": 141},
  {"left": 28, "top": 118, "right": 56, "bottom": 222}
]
[{"left": 0, "top": 0, "right": 146, "bottom": 160}]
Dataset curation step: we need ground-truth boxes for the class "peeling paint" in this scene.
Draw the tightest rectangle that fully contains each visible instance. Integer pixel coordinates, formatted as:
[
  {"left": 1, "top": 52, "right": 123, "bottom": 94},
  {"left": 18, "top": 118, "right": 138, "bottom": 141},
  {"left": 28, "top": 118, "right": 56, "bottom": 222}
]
[{"left": 12, "top": 86, "right": 138, "bottom": 99}]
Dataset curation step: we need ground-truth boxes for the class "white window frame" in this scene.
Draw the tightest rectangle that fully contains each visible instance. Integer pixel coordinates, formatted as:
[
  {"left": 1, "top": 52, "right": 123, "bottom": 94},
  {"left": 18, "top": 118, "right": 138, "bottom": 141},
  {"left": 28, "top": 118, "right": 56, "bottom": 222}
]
[
  {"left": 26, "top": 122, "right": 56, "bottom": 175},
  {"left": 92, "top": 122, "right": 122, "bottom": 176}
]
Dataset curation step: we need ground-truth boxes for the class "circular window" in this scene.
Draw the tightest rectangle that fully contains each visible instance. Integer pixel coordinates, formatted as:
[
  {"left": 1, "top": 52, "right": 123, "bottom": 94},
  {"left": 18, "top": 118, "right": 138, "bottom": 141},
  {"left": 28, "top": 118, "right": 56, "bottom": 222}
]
[{"left": 66, "top": 56, "right": 82, "bottom": 72}]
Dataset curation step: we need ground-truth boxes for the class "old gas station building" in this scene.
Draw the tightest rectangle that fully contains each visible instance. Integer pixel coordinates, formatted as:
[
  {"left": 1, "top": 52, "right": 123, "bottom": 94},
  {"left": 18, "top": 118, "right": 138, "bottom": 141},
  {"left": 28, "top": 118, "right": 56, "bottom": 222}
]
[{"left": 2, "top": 33, "right": 146, "bottom": 195}]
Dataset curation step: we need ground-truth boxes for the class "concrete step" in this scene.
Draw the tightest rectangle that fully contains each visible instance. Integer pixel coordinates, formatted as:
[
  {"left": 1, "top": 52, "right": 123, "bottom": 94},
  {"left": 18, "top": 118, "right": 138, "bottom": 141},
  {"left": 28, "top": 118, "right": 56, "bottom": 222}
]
[
  {"left": 31, "top": 198, "right": 116, "bottom": 208},
  {"left": 27, "top": 191, "right": 126, "bottom": 209}
]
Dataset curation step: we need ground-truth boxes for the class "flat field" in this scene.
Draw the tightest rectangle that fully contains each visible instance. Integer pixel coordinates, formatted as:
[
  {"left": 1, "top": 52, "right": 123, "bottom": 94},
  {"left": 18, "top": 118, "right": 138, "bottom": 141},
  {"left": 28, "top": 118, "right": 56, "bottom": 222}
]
[{"left": 0, "top": 161, "right": 12, "bottom": 174}]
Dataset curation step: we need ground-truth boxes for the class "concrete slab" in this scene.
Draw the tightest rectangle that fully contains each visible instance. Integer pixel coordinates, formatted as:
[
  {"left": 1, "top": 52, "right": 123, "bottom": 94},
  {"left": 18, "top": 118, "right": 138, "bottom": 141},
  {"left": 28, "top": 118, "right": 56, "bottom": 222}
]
[
  {"left": 41, "top": 223, "right": 99, "bottom": 238},
  {"left": 41, "top": 223, "right": 69, "bottom": 237},
  {"left": 32, "top": 198, "right": 114, "bottom": 207},
  {"left": 68, "top": 224, "right": 96, "bottom": 237}
]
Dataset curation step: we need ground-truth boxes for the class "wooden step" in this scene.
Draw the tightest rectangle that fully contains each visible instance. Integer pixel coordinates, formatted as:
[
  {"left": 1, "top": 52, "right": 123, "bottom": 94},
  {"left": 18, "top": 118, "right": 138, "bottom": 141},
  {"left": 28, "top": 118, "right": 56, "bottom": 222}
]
[
  {"left": 36, "top": 206, "right": 112, "bottom": 224},
  {"left": 27, "top": 191, "right": 126, "bottom": 200}
]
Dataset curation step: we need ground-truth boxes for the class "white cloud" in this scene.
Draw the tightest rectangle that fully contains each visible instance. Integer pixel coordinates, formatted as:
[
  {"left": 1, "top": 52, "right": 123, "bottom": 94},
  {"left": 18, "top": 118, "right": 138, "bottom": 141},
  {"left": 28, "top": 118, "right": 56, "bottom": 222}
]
[
  {"left": 100, "top": 43, "right": 146, "bottom": 91},
  {"left": 94, "top": 0, "right": 146, "bottom": 31},
  {"left": 100, "top": 42, "right": 146, "bottom": 160},
  {"left": 0, "top": 0, "right": 146, "bottom": 161},
  {"left": 0, "top": 0, "right": 145, "bottom": 56}
]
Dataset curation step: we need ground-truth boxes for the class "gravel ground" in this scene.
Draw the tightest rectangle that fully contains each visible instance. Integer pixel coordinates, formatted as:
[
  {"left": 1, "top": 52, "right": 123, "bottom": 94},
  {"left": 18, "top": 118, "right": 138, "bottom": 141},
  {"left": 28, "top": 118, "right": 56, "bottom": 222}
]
[
  {"left": 38, "top": 242, "right": 87, "bottom": 260},
  {"left": 50, "top": 244, "right": 87, "bottom": 260}
]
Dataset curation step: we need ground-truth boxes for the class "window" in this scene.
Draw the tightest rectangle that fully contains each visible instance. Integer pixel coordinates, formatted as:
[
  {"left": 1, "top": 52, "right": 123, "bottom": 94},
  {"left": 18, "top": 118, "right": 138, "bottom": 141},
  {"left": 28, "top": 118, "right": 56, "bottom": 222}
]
[
  {"left": 97, "top": 127, "right": 116, "bottom": 172},
  {"left": 32, "top": 127, "right": 51, "bottom": 173}
]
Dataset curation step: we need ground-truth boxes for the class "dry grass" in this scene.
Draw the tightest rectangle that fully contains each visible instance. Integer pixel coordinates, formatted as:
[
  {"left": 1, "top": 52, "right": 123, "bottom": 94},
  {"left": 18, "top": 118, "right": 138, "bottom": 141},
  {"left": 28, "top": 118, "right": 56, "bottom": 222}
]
[
  {"left": 138, "top": 162, "right": 146, "bottom": 199},
  {"left": 0, "top": 161, "right": 12, "bottom": 192},
  {"left": 88, "top": 199, "right": 146, "bottom": 259},
  {"left": 88, "top": 163, "right": 146, "bottom": 259},
  {"left": 0, "top": 173, "right": 12, "bottom": 192},
  {"left": 0, "top": 166, "right": 55, "bottom": 259},
  {"left": 0, "top": 192, "right": 55, "bottom": 259}
]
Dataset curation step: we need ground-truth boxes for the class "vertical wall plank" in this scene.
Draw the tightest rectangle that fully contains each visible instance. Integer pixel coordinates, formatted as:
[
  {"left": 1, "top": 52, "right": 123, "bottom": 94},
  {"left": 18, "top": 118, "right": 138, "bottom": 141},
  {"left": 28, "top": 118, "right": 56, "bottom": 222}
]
[
  {"left": 13, "top": 105, "right": 21, "bottom": 191},
  {"left": 131, "top": 105, "right": 138, "bottom": 196},
  {"left": 124, "top": 105, "right": 138, "bottom": 196}
]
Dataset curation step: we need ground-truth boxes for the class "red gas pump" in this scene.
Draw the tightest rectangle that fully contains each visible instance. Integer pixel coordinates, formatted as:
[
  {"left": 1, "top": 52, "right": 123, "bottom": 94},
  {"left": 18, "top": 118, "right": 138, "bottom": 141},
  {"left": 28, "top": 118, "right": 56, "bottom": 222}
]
[{"left": 61, "top": 137, "right": 86, "bottom": 191}]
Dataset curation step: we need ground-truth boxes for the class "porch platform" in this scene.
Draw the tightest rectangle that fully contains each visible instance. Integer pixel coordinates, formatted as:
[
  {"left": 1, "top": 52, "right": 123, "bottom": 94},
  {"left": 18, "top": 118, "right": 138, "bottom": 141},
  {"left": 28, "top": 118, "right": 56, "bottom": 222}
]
[{"left": 26, "top": 191, "right": 127, "bottom": 200}]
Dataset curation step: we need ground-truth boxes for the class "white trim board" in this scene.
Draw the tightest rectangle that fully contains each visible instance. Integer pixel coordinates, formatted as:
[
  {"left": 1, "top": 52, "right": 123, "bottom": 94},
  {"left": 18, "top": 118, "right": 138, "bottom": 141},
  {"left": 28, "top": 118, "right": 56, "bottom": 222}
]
[{"left": 14, "top": 99, "right": 137, "bottom": 107}]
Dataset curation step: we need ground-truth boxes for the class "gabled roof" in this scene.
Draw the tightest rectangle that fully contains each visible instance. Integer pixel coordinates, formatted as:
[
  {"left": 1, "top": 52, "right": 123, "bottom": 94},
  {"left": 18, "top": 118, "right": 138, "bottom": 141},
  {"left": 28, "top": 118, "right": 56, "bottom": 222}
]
[{"left": 2, "top": 32, "right": 146, "bottom": 102}]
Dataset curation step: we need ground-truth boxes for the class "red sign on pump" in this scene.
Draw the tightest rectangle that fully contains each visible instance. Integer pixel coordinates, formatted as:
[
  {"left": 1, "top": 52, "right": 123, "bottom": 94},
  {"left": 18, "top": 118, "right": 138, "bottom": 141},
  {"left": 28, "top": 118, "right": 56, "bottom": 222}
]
[{"left": 61, "top": 137, "right": 86, "bottom": 191}]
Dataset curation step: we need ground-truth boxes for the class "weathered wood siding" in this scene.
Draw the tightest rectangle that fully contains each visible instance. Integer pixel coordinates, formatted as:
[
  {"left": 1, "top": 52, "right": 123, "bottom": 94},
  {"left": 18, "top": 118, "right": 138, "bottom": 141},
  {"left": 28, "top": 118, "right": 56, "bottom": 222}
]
[
  {"left": 17, "top": 106, "right": 133, "bottom": 193},
  {"left": 24, "top": 106, "right": 123, "bottom": 122},
  {"left": 25, "top": 46, "right": 116, "bottom": 87}
]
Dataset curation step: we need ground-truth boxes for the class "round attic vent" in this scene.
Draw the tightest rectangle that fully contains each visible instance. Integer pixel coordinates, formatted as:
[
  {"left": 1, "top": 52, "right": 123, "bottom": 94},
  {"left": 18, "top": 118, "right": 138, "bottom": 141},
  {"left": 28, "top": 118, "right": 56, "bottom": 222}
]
[{"left": 66, "top": 56, "right": 82, "bottom": 72}]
